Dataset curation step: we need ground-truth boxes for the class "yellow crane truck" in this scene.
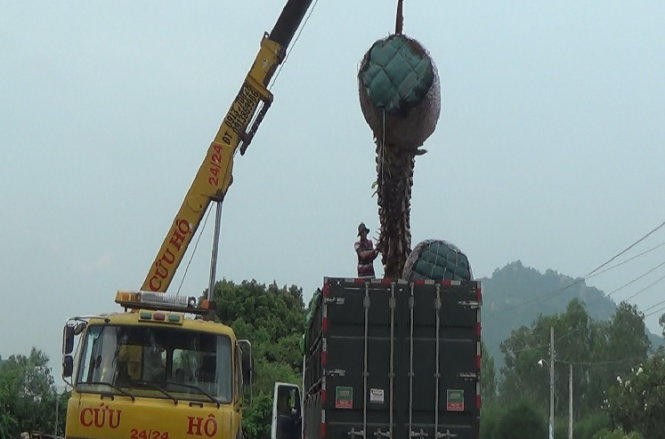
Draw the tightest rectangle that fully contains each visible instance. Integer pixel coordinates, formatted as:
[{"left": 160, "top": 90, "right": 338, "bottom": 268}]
[{"left": 59, "top": 2, "right": 314, "bottom": 438}]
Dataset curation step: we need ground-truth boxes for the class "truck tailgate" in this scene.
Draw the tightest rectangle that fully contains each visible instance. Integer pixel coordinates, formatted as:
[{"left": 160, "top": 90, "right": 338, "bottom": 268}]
[{"left": 304, "top": 278, "right": 481, "bottom": 439}]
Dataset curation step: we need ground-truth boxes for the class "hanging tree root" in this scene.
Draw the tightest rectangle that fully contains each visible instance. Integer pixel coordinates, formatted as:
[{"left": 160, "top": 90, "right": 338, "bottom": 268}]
[{"left": 376, "top": 142, "right": 416, "bottom": 279}]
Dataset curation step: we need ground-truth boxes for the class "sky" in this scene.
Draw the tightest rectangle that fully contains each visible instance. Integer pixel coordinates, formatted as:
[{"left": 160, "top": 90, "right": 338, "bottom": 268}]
[{"left": 1, "top": 1, "right": 665, "bottom": 370}]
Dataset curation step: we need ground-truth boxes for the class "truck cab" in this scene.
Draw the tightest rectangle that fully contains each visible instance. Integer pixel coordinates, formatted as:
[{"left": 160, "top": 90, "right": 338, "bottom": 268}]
[
  {"left": 62, "top": 292, "right": 251, "bottom": 439},
  {"left": 271, "top": 383, "right": 302, "bottom": 439}
]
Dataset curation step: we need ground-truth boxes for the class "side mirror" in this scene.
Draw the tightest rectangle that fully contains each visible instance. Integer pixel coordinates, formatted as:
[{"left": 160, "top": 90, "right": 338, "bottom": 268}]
[
  {"left": 62, "top": 320, "right": 86, "bottom": 356},
  {"left": 271, "top": 383, "right": 302, "bottom": 439},
  {"left": 238, "top": 340, "right": 253, "bottom": 403},
  {"left": 63, "top": 355, "right": 74, "bottom": 378},
  {"left": 62, "top": 319, "right": 86, "bottom": 382},
  {"left": 63, "top": 324, "right": 75, "bottom": 355}
]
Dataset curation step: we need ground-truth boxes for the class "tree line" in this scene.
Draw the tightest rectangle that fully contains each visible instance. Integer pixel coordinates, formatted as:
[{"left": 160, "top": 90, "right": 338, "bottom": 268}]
[
  {"left": 0, "top": 348, "right": 68, "bottom": 437},
  {"left": 481, "top": 298, "right": 665, "bottom": 438}
]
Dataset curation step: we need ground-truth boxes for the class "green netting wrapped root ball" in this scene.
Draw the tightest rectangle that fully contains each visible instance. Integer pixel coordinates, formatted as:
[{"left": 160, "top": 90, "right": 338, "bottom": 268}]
[
  {"left": 357, "top": 33, "right": 442, "bottom": 279},
  {"left": 402, "top": 240, "right": 473, "bottom": 282},
  {"left": 358, "top": 34, "right": 441, "bottom": 149}
]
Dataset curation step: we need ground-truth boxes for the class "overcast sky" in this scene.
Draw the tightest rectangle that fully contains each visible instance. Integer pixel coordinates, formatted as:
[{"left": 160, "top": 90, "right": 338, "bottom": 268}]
[{"left": 2, "top": 1, "right": 665, "bottom": 368}]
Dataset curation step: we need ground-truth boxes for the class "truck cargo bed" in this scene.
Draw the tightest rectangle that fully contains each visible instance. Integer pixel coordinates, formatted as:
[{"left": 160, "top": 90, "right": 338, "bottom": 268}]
[{"left": 303, "top": 278, "right": 481, "bottom": 439}]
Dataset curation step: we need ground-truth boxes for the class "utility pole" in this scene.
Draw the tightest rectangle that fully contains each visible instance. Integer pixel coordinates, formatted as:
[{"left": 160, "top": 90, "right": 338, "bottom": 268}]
[
  {"left": 549, "top": 326, "right": 555, "bottom": 439},
  {"left": 54, "top": 388, "right": 59, "bottom": 435},
  {"left": 569, "top": 363, "right": 573, "bottom": 439}
]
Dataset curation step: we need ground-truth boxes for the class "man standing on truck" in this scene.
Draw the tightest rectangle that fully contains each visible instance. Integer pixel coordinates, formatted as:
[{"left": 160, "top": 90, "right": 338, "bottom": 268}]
[{"left": 355, "top": 222, "right": 379, "bottom": 278}]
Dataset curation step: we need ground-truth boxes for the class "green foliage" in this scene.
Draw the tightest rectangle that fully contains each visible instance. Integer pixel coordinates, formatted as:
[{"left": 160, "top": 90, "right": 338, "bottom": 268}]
[
  {"left": 212, "top": 279, "right": 306, "bottom": 439},
  {"left": 482, "top": 261, "right": 619, "bottom": 369},
  {"left": 592, "top": 428, "right": 643, "bottom": 439},
  {"left": 479, "top": 402, "right": 502, "bottom": 439},
  {"left": 494, "top": 400, "right": 547, "bottom": 439},
  {"left": 241, "top": 392, "right": 273, "bottom": 439},
  {"left": 480, "top": 342, "right": 496, "bottom": 403},
  {"left": 554, "top": 421, "right": 568, "bottom": 439},
  {"left": 0, "top": 348, "right": 63, "bottom": 437},
  {"left": 604, "top": 353, "right": 665, "bottom": 438},
  {"left": 573, "top": 412, "right": 611, "bottom": 439},
  {"left": 499, "top": 299, "right": 651, "bottom": 420}
]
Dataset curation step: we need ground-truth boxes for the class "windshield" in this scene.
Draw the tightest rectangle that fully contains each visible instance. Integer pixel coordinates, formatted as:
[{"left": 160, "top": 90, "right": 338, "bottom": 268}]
[{"left": 76, "top": 324, "right": 233, "bottom": 403}]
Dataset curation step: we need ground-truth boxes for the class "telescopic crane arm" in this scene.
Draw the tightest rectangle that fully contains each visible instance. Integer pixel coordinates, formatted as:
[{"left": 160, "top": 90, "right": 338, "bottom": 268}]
[{"left": 142, "top": 0, "right": 313, "bottom": 292}]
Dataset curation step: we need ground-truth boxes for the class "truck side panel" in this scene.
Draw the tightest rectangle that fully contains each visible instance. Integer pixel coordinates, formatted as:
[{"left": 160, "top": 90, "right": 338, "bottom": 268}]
[{"left": 304, "top": 278, "right": 481, "bottom": 439}]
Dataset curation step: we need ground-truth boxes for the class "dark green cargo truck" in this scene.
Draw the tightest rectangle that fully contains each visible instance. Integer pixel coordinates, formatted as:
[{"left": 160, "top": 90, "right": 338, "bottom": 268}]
[{"left": 273, "top": 276, "right": 482, "bottom": 439}]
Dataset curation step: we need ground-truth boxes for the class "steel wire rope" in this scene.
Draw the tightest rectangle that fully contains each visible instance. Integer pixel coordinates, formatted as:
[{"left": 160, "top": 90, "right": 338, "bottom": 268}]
[
  {"left": 231, "top": 0, "right": 320, "bottom": 162},
  {"left": 268, "top": 0, "right": 320, "bottom": 92},
  {"left": 213, "top": 2, "right": 320, "bottom": 289},
  {"left": 381, "top": 109, "right": 386, "bottom": 189},
  {"left": 175, "top": 206, "right": 214, "bottom": 298},
  {"left": 233, "top": 0, "right": 319, "bottom": 162},
  {"left": 372, "top": 110, "right": 387, "bottom": 270}
]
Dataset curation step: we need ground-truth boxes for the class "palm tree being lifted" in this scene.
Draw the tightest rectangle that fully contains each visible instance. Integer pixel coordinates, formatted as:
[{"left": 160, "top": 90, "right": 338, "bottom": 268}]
[{"left": 357, "top": 0, "right": 441, "bottom": 278}]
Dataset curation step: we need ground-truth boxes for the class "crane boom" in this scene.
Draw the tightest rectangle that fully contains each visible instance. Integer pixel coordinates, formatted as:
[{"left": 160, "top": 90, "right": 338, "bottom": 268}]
[{"left": 142, "top": 0, "right": 313, "bottom": 292}]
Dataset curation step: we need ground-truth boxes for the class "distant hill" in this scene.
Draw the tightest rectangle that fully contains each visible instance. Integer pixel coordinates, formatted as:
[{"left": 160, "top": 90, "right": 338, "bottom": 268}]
[{"left": 480, "top": 261, "right": 664, "bottom": 369}]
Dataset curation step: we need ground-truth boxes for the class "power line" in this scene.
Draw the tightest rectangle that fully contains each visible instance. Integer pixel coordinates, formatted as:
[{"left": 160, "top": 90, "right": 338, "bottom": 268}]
[
  {"left": 489, "top": 218, "right": 665, "bottom": 316},
  {"left": 584, "top": 219, "right": 665, "bottom": 278},
  {"left": 501, "top": 330, "right": 645, "bottom": 370},
  {"left": 489, "top": 278, "right": 584, "bottom": 316},
  {"left": 487, "top": 220, "right": 665, "bottom": 364},
  {"left": 586, "top": 241, "right": 665, "bottom": 279},
  {"left": 607, "top": 259, "right": 665, "bottom": 297},
  {"left": 644, "top": 305, "right": 665, "bottom": 318},
  {"left": 622, "top": 272, "right": 665, "bottom": 302},
  {"left": 641, "top": 297, "right": 665, "bottom": 316},
  {"left": 555, "top": 356, "right": 643, "bottom": 367},
  {"left": 504, "top": 326, "right": 583, "bottom": 358}
]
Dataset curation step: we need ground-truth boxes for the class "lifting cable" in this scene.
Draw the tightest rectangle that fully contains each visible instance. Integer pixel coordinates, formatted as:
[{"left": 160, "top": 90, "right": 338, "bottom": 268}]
[
  {"left": 182, "top": 1, "right": 321, "bottom": 294},
  {"left": 175, "top": 206, "right": 214, "bottom": 298},
  {"left": 269, "top": 0, "right": 320, "bottom": 92},
  {"left": 234, "top": 0, "right": 320, "bottom": 162}
]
